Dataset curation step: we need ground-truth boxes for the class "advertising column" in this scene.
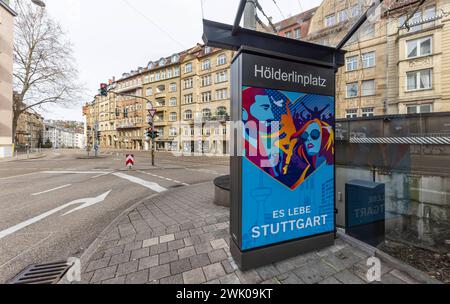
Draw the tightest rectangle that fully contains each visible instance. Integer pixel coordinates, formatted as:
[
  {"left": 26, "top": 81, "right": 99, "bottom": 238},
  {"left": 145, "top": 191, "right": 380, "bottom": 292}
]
[{"left": 230, "top": 50, "right": 336, "bottom": 270}]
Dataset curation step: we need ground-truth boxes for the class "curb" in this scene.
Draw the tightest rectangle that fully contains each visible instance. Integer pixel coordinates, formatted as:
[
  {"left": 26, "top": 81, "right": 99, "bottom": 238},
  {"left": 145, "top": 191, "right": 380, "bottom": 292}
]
[
  {"left": 0, "top": 153, "right": 46, "bottom": 163},
  {"left": 337, "top": 229, "right": 442, "bottom": 284},
  {"left": 59, "top": 181, "right": 212, "bottom": 284}
]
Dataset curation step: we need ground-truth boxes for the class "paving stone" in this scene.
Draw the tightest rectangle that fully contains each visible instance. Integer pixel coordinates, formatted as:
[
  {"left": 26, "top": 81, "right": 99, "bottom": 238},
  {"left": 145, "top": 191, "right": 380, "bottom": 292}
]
[
  {"left": 205, "top": 279, "right": 221, "bottom": 284},
  {"left": 160, "top": 250, "right": 179, "bottom": 265},
  {"left": 221, "top": 258, "right": 238, "bottom": 274},
  {"left": 86, "top": 257, "right": 111, "bottom": 272},
  {"left": 175, "top": 231, "right": 190, "bottom": 240},
  {"left": 91, "top": 266, "right": 117, "bottom": 283},
  {"left": 277, "top": 272, "right": 304, "bottom": 284},
  {"left": 178, "top": 246, "right": 196, "bottom": 259},
  {"left": 102, "top": 245, "right": 124, "bottom": 257},
  {"left": 143, "top": 237, "right": 159, "bottom": 248},
  {"left": 210, "top": 238, "right": 228, "bottom": 250},
  {"left": 203, "top": 263, "right": 226, "bottom": 281},
  {"left": 139, "top": 255, "right": 159, "bottom": 270},
  {"left": 219, "top": 273, "right": 241, "bottom": 284},
  {"left": 261, "top": 278, "right": 280, "bottom": 284},
  {"left": 168, "top": 239, "right": 185, "bottom": 251},
  {"left": 189, "top": 227, "right": 204, "bottom": 236},
  {"left": 116, "top": 261, "right": 139, "bottom": 277},
  {"left": 123, "top": 241, "right": 142, "bottom": 252},
  {"left": 190, "top": 253, "right": 211, "bottom": 269},
  {"left": 318, "top": 276, "right": 342, "bottom": 284},
  {"left": 274, "top": 259, "right": 297, "bottom": 274},
  {"left": 322, "top": 250, "right": 363, "bottom": 272},
  {"left": 235, "top": 269, "right": 263, "bottom": 284},
  {"left": 380, "top": 273, "right": 405, "bottom": 284},
  {"left": 131, "top": 247, "right": 150, "bottom": 261},
  {"left": 150, "top": 243, "right": 168, "bottom": 255},
  {"left": 148, "top": 264, "right": 171, "bottom": 282},
  {"left": 102, "top": 276, "right": 126, "bottom": 284},
  {"left": 160, "top": 274, "right": 184, "bottom": 284},
  {"left": 170, "top": 258, "right": 192, "bottom": 275},
  {"left": 160, "top": 234, "right": 175, "bottom": 243},
  {"left": 183, "top": 268, "right": 206, "bottom": 284},
  {"left": 109, "top": 252, "right": 131, "bottom": 266},
  {"left": 208, "top": 249, "right": 228, "bottom": 263},
  {"left": 125, "top": 270, "right": 149, "bottom": 284},
  {"left": 334, "top": 269, "right": 366, "bottom": 284},
  {"left": 255, "top": 265, "right": 280, "bottom": 281},
  {"left": 390, "top": 269, "right": 420, "bottom": 284},
  {"left": 293, "top": 260, "right": 337, "bottom": 284}
]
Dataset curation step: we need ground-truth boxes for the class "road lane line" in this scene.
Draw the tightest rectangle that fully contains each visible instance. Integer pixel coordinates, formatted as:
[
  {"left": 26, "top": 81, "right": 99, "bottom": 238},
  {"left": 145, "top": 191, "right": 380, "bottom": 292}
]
[
  {"left": 41, "top": 171, "right": 111, "bottom": 175},
  {"left": 90, "top": 173, "right": 110, "bottom": 179},
  {"left": 31, "top": 184, "right": 72, "bottom": 196},
  {"left": 113, "top": 172, "right": 167, "bottom": 193},
  {"left": 0, "top": 172, "right": 39, "bottom": 181},
  {"left": 137, "top": 170, "right": 190, "bottom": 186}
]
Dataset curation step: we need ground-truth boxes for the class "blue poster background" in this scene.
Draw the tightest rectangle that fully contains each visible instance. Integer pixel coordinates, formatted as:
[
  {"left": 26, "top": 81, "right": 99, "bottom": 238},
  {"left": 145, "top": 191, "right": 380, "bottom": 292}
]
[{"left": 241, "top": 87, "right": 335, "bottom": 250}]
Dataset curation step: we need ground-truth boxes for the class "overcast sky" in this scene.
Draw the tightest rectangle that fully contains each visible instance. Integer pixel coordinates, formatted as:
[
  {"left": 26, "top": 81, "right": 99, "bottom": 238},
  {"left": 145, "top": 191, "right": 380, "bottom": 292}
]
[{"left": 29, "top": 0, "right": 323, "bottom": 121}]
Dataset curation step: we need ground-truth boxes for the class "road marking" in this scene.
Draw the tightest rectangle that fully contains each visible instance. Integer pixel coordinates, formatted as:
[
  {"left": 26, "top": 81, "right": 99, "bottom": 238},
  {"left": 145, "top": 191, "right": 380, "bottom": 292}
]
[
  {"left": 90, "top": 173, "right": 110, "bottom": 179},
  {"left": 41, "top": 171, "right": 111, "bottom": 175},
  {"left": 62, "top": 190, "right": 111, "bottom": 216},
  {"left": 185, "top": 168, "right": 221, "bottom": 175},
  {"left": 0, "top": 172, "right": 38, "bottom": 181},
  {"left": 137, "top": 170, "right": 189, "bottom": 186},
  {"left": 32, "top": 184, "right": 72, "bottom": 196},
  {"left": 0, "top": 191, "right": 112, "bottom": 240},
  {"left": 113, "top": 172, "right": 168, "bottom": 192}
]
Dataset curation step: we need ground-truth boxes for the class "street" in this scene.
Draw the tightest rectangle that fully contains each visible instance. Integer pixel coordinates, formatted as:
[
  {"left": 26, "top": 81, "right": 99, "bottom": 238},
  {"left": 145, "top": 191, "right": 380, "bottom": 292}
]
[{"left": 0, "top": 150, "right": 229, "bottom": 283}]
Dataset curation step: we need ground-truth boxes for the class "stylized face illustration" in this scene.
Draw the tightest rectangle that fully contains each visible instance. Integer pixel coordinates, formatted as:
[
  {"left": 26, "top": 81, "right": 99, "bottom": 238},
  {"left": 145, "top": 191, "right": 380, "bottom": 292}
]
[
  {"left": 301, "top": 122, "right": 322, "bottom": 156},
  {"left": 250, "top": 95, "right": 274, "bottom": 126}
]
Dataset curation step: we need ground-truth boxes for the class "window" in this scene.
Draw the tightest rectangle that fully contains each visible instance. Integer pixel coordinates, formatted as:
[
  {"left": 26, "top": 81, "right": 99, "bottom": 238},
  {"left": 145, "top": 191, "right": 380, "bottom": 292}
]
[
  {"left": 362, "top": 107, "right": 374, "bottom": 117},
  {"left": 407, "top": 69, "right": 432, "bottom": 91},
  {"left": 201, "top": 75, "right": 211, "bottom": 87},
  {"left": 155, "top": 73, "right": 160, "bottom": 81},
  {"left": 174, "top": 67, "right": 180, "bottom": 77},
  {"left": 156, "top": 99, "right": 165, "bottom": 107},
  {"left": 407, "top": 104, "right": 432, "bottom": 114},
  {"left": 169, "top": 112, "right": 177, "bottom": 121},
  {"left": 216, "top": 106, "right": 227, "bottom": 117},
  {"left": 346, "top": 82, "right": 358, "bottom": 98},
  {"left": 285, "top": 31, "right": 291, "bottom": 38},
  {"left": 167, "top": 69, "right": 173, "bottom": 78},
  {"left": 362, "top": 52, "right": 376, "bottom": 68},
  {"left": 346, "top": 56, "right": 358, "bottom": 71},
  {"left": 216, "top": 89, "right": 228, "bottom": 100},
  {"left": 362, "top": 80, "right": 375, "bottom": 96},
  {"left": 294, "top": 28, "right": 301, "bottom": 39},
  {"left": 217, "top": 54, "right": 227, "bottom": 66},
  {"left": 169, "top": 98, "right": 177, "bottom": 107},
  {"left": 161, "top": 71, "right": 166, "bottom": 80},
  {"left": 204, "top": 47, "right": 212, "bottom": 54},
  {"left": 169, "top": 127, "right": 177, "bottom": 137},
  {"left": 346, "top": 109, "right": 358, "bottom": 118},
  {"left": 169, "top": 83, "right": 177, "bottom": 92},
  {"left": 338, "top": 10, "right": 348, "bottom": 22},
  {"left": 185, "top": 63, "right": 192, "bottom": 73},
  {"left": 156, "top": 85, "right": 165, "bottom": 93},
  {"left": 146, "top": 87, "right": 153, "bottom": 96},
  {"left": 150, "top": 74, "right": 155, "bottom": 82},
  {"left": 144, "top": 75, "right": 149, "bottom": 83},
  {"left": 201, "top": 91, "right": 212, "bottom": 103},
  {"left": 216, "top": 71, "right": 228, "bottom": 83},
  {"left": 184, "top": 94, "right": 193, "bottom": 104},
  {"left": 325, "top": 14, "right": 335, "bottom": 27},
  {"left": 184, "top": 110, "right": 193, "bottom": 120},
  {"left": 360, "top": 22, "right": 375, "bottom": 39},
  {"left": 201, "top": 60, "right": 211, "bottom": 71},
  {"left": 351, "top": 5, "right": 361, "bottom": 18},
  {"left": 407, "top": 36, "right": 432, "bottom": 58},
  {"left": 424, "top": 6, "right": 436, "bottom": 28},
  {"left": 202, "top": 108, "right": 211, "bottom": 119},
  {"left": 184, "top": 78, "right": 193, "bottom": 89}
]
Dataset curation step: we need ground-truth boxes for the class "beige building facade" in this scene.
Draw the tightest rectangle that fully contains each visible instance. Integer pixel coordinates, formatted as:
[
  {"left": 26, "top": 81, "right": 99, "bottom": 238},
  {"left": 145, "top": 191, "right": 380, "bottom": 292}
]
[
  {"left": 0, "top": 0, "right": 16, "bottom": 158},
  {"left": 15, "top": 111, "right": 44, "bottom": 149}
]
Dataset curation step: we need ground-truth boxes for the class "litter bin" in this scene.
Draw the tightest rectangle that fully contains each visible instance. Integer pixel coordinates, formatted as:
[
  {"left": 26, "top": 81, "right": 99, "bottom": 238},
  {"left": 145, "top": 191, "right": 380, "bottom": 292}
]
[{"left": 345, "top": 180, "right": 385, "bottom": 247}]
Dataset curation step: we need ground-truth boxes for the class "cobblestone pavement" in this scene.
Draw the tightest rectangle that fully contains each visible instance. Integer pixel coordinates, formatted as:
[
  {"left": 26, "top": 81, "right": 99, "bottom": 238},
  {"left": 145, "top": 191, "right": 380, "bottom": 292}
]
[{"left": 78, "top": 182, "right": 429, "bottom": 284}]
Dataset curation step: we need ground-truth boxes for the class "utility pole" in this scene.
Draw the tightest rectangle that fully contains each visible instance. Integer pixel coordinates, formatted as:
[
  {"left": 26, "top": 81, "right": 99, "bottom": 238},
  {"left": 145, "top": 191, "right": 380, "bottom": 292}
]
[{"left": 243, "top": 0, "right": 257, "bottom": 30}]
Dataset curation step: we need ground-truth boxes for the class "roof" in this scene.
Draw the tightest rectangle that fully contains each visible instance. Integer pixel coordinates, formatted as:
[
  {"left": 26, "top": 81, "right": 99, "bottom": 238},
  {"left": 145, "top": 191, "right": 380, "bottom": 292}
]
[{"left": 0, "top": 0, "right": 17, "bottom": 16}]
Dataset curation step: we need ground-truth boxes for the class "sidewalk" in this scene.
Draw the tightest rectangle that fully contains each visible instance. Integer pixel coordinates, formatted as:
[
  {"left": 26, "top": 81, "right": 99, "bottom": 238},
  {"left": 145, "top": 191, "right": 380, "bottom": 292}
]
[
  {"left": 76, "top": 182, "right": 436, "bottom": 284},
  {"left": 0, "top": 152, "right": 46, "bottom": 163}
]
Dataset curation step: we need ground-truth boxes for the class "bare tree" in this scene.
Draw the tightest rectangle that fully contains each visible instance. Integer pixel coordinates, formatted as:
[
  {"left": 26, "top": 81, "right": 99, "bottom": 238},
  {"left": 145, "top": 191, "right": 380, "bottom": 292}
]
[{"left": 12, "top": 1, "right": 83, "bottom": 143}]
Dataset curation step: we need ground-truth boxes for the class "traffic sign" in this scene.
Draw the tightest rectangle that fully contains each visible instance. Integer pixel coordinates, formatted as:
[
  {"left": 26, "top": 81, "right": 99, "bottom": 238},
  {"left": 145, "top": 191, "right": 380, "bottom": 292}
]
[
  {"left": 148, "top": 109, "right": 157, "bottom": 118},
  {"left": 126, "top": 154, "right": 135, "bottom": 168}
]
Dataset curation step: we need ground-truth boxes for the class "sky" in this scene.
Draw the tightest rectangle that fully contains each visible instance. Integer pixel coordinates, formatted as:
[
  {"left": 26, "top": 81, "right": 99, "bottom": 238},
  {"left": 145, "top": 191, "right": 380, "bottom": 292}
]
[{"left": 25, "top": 0, "right": 323, "bottom": 122}]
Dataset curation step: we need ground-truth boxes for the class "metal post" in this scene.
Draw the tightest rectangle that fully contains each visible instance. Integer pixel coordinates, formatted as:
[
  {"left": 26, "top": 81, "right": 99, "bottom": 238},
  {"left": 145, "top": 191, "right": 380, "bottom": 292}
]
[{"left": 151, "top": 138, "right": 155, "bottom": 167}]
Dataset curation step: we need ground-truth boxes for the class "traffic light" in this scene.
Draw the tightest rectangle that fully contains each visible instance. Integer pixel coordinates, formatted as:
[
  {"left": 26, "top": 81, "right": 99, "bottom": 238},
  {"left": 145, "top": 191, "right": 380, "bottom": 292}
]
[
  {"left": 145, "top": 128, "right": 152, "bottom": 138},
  {"left": 100, "top": 83, "right": 108, "bottom": 97},
  {"left": 151, "top": 130, "right": 159, "bottom": 139}
]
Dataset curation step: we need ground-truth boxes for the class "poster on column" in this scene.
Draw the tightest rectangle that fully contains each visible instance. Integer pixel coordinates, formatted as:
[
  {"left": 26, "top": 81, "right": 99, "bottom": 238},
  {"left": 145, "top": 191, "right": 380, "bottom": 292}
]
[{"left": 238, "top": 53, "right": 336, "bottom": 251}]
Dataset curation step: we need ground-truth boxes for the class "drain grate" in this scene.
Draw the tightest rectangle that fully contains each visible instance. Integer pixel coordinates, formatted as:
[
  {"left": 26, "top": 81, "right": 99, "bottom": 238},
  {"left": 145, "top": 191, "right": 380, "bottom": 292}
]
[{"left": 9, "top": 261, "right": 73, "bottom": 284}]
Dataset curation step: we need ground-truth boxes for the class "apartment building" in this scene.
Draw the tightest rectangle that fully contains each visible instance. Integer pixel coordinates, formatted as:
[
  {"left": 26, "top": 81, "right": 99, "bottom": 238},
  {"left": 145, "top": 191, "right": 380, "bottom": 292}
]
[
  {"left": 44, "top": 123, "right": 82, "bottom": 149},
  {"left": 0, "top": 0, "right": 16, "bottom": 158},
  {"left": 15, "top": 111, "right": 44, "bottom": 149},
  {"left": 275, "top": 7, "right": 317, "bottom": 39},
  {"left": 180, "top": 45, "right": 232, "bottom": 154},
  {"left": 142, "top": 53, "right": 182, "bottom": 151},
  {"left": 84, "top": 44, "right": 233, "bottom": 154}
]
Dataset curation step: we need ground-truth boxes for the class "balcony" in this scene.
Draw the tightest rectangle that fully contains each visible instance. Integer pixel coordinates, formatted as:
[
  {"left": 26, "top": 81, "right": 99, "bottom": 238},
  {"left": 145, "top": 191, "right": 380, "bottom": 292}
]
[{"left": 116, "top": 122, "right": 140, "bottom": 130}]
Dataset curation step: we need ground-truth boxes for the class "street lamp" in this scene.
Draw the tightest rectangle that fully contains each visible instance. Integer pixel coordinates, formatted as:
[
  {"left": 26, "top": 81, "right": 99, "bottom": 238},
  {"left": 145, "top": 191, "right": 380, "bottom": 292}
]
[{"left": 31, "top": 0, "right": 46, "bottom": 7}]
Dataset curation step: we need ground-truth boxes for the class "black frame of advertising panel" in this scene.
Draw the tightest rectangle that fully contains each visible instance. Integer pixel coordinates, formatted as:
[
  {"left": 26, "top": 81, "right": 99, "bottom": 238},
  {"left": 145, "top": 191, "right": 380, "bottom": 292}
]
[{"left": 201, "top": 0, "right": 383, "bottom": 270}]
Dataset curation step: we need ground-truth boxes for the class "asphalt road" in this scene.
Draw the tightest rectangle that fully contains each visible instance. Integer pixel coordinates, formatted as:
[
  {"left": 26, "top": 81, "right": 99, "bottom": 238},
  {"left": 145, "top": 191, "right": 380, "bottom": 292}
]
[{"left": 0, "top": 150, "right": 229, "bottom": 283}]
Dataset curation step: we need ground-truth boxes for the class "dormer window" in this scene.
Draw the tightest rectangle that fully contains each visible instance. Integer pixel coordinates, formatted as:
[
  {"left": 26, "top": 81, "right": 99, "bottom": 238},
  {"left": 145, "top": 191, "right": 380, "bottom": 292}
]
[
  {"left": 159, "top": 58, "right": 166, "bottom": 66},
  {"left": 171, "top": 54, "right": 179, "bottom": 63},
  {"left": 147, "top": 62, "right": 154, "bottom": 69}
]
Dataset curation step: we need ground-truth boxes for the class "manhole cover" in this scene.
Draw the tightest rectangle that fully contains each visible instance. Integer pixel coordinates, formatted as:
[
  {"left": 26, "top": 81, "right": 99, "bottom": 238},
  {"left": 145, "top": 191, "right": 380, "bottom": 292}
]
[{"left": 9, "top": 261, "right": 73, "bottom": 284}]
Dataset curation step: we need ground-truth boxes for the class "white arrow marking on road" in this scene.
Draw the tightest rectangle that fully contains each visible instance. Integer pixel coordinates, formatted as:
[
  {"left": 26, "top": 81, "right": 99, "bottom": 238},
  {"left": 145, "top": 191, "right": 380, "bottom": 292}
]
[
  {"left": 0, "top": 190, "right": 112, "bottom": 240},
  {"left": 113, "top": 172, "right": 167, "bottom": 193}
]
